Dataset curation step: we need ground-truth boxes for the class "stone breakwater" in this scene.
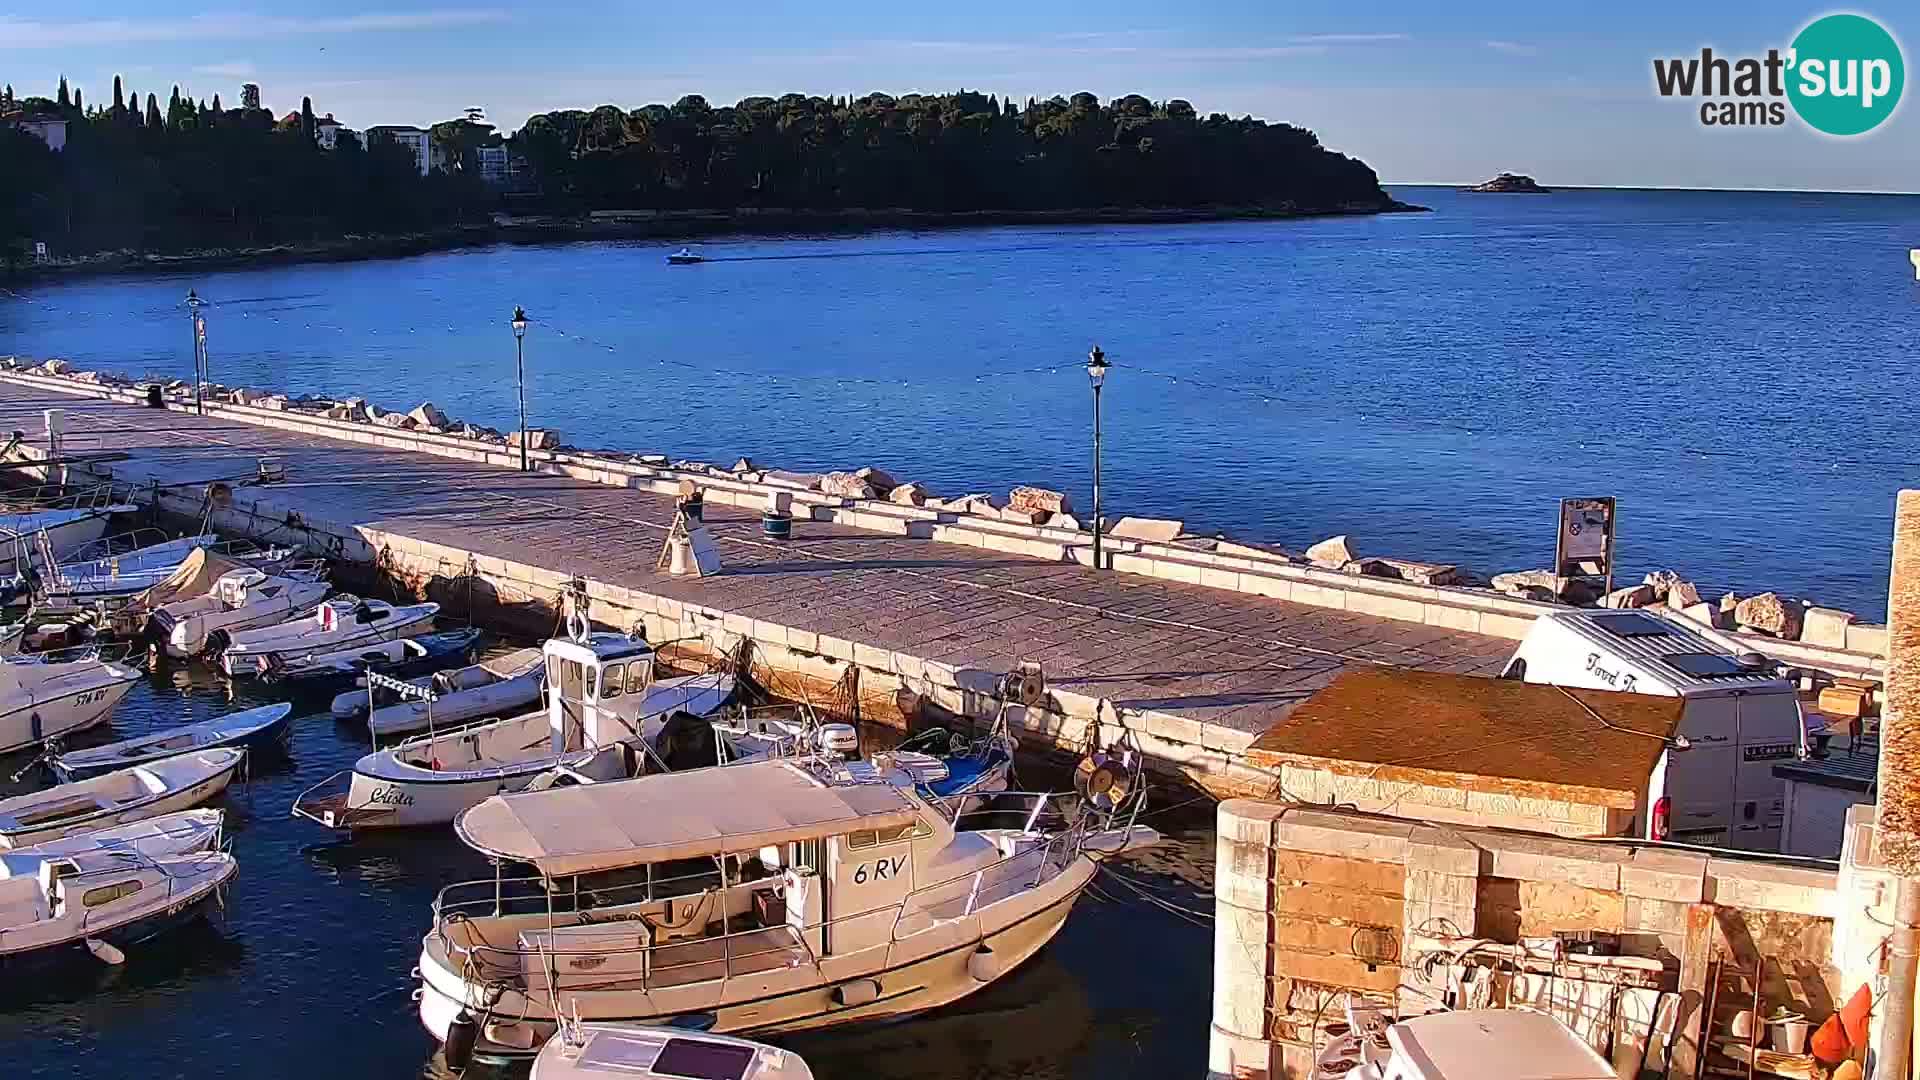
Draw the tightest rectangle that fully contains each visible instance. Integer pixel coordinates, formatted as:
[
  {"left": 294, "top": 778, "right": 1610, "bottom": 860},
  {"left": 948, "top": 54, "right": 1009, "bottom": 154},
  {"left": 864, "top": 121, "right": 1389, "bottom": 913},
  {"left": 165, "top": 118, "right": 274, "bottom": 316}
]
[{"left": 3, "top": 355, "right": 1891, "bottom": 687}]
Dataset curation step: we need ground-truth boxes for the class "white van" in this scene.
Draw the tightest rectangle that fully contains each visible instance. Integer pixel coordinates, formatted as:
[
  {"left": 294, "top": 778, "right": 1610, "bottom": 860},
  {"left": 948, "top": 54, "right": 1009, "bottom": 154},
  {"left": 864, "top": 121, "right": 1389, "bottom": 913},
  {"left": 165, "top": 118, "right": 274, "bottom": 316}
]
[{"left": 1501, "top": 609, "right": 1805, "bottom": 851}]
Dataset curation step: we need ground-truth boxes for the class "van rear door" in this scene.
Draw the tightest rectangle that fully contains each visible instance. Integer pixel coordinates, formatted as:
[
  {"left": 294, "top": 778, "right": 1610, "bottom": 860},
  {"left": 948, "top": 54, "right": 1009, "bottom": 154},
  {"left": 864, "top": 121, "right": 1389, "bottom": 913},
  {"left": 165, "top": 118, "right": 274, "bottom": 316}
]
[
  {"left": 1665, "top": 694, "right": 1737, "bottom": 847},
  {"left": 1731, "top": 689, "right": 1797, "bottom": 852}
]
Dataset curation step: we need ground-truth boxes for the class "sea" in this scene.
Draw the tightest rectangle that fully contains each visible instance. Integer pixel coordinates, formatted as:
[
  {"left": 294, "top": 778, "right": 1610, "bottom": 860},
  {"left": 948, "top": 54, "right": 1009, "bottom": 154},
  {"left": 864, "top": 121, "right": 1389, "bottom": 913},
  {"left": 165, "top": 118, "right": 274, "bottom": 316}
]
[{"left": 4, "top": 185, "right": 1919, "bottom": 614}]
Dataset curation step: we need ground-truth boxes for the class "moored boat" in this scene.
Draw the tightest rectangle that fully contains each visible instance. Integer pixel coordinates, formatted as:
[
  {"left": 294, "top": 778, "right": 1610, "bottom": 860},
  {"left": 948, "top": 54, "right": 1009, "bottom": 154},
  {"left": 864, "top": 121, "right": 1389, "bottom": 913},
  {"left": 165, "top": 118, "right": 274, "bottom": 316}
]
[
  {"left": 666, "top": 248, "right": 704, "bottom": 265},
  {"left": 0, "top": 748, "right": 245, "bottom": 850},
  {"left": 0, "top": 848, "right": 237, "bottom": 971},
  {"left": 221, "top": 597, "right": 439, "bottom": 678},
  {"left": 0, "top": 808, "right": 224, "bottom": 880},
  {"left": 0, "top": 504, "right": 139, "bottom": 578},
  {"left": 267, "top": 627, "right": 482, "bottom": 688},
  {"left": 0, "top": 648, "right": 143, "bottom": 755},
  {"left": 50, "top": 703, "right": 294, "bottom": 782},
  {"left": 415, "top": 755, "right": 1159, "bottom": 1061},
  {"left": 531, "top": 1023, "right": 814, "bottom": 1080},
  {"left": 345, "top": 645, "right": 544, "bottom": 734},
  {"left": 152, "top": 565, "right": 331, "bottom": 659}
]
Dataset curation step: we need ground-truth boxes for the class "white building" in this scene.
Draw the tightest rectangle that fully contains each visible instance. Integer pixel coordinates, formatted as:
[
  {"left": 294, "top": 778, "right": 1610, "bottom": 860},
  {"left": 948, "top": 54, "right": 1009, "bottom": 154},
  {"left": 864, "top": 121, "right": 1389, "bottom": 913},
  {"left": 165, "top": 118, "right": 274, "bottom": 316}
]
[
  {"left": 476, "top": 145, "right": 509, "bottom": 186},
  {"left": 365, "top": 125, "right": 432, "bottom": 175},
  {"left": 315, "top": 116, "right": 353, "bottom": 150},
  {"left": 5, "top": 114, "right": 67, "bottom": 152}
]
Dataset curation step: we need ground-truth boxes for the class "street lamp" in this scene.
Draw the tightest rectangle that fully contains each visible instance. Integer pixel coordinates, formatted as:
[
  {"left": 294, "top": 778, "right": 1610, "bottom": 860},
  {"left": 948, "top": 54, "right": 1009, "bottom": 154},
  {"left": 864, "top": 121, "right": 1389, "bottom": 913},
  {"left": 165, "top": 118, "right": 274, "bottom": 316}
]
[
  {"left": 185, "top": 288, "right": 206, "bottom": 415},
  {"left": 1087, "top": 344, "right": 1110, "bottom": 570},
  {"left": 511, "top": 306, "right": 529, "bottom": 472}
]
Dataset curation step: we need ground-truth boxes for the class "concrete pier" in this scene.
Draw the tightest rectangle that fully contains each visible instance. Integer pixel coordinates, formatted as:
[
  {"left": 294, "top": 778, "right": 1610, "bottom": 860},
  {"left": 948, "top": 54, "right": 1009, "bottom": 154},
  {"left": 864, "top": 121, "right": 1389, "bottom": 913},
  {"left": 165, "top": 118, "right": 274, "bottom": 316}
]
[{"left": 0, "top": 372, "right": 1528, "bottom": 796}]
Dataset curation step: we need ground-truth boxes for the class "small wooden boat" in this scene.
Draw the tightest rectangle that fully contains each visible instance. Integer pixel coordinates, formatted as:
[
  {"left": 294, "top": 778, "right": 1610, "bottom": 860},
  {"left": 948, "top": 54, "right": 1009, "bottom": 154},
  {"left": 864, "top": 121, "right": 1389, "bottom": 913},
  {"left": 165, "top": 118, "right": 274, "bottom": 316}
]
[
  {"left": 530, "top": 1023, "right": 814, "bottom": 1080},
  {"left": 0, "top": 809, "right": 224, "bottom": 880},
  {"left": 50, "top": 703, "right": 294, "bottom": 782},
  {"left": 666, "top": 248, "right": 704, "bottom": 265},
  {"left": 0, "top": 748, "right": 244, "bottom": 850},
  {"left": 221, "top": 597, "right": 439, "bottom": 678},
  {"left": 0, "top": 848, "right": 237, "bottom": 970},
  {"left": 346, "top": 646, "right": 544, "bottom": 735},
  {"left": 265, "top": 627, "right": 482, "bottom": 687}
]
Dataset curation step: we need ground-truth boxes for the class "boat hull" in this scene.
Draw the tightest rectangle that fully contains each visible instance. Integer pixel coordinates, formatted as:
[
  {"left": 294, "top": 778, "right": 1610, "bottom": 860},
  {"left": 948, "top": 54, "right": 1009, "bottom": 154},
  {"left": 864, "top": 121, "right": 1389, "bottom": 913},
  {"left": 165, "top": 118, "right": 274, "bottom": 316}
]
[
  {"left": 0, "top": 865, "right": 230, "bottom": 972},
  {"left": 222, "top": 608, "right": 439, "bottom": 678},
  {"left": 0, "top": 510, "right": 130, "bottom": 579},
  {"left": 52, "top": 707, "right": 293, "bottom": 782},
  {"left": 360, "top": 670, "right": 542, "bottom": 736},
  {"left": 0, "top": 758, "right": 241, "bottom": 850},
  {"left": 417, "top": 857, "right": 1093, "bottom": 1059},
  {"left": 0, "top": 674, "right": 140, "bottom": 755},
  {"left": 303, "top": 744, "right": 630, "bottom": 830}
]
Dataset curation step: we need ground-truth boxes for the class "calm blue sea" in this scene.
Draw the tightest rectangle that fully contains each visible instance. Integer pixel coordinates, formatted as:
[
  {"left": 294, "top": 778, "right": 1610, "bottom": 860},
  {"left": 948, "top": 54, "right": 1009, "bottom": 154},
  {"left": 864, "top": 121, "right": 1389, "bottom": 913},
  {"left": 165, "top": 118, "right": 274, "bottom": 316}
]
[{"left": 5, "top": 185, "right": 1919, "bottom": 614}]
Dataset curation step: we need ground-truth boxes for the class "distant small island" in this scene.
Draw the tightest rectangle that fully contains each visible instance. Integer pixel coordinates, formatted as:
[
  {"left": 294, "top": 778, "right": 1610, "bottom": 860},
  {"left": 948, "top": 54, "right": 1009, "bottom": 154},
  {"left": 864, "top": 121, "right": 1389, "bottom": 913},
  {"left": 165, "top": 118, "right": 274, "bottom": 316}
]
[{"left": 1465, "top": 173, "right": 1551, "bottom": 193}]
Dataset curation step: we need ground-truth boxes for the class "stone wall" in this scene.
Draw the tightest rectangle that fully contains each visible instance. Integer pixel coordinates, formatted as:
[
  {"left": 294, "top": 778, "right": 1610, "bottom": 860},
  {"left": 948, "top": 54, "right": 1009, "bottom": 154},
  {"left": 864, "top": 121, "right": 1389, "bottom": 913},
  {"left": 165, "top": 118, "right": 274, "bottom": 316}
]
[{"left": 1212, "top": 802, "right": 1875, "bottom": 1080}]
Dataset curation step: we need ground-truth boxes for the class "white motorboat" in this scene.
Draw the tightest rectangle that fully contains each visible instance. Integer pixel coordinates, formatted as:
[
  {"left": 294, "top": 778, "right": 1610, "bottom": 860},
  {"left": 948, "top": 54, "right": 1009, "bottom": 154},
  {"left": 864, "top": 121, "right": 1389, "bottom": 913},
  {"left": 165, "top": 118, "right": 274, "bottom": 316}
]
[
  {"left": 0, "top": 809, "right": 224, "bottom": 880},
  {"left": 531, "top": 1023, "right": 814, "bottom": 1080},
  {"left": 221, "top": 597, "right": 439, "bottom": 678},
  {"left": 0, "top": 748, "right": 244, "bottom": 850},
  {"left": 0, "top": 649, "right": 143, "bottom": 754},
  {"left": 293, "top": 634, "right": 739, "bottom": 830},
  {"left": 666, "top": 248, "right": 704, "bottom": 265},
  {"left": 0, "top": 848, "right": 237, "bottom": 969},
  {"left": 345, "top": 646, "right": 546, "bottom": 735},
  {"left": 416, "top": 756, "right": 1160, "bottom": 1062},
  {"left": 0, "top": 503, "right": 138, "bottom": 577},
  {"left": 23, "top": 532, "right": 216, "bottom": 610},
  {"left": 153, "top": 567, "right": 331, "bottom": 659}
]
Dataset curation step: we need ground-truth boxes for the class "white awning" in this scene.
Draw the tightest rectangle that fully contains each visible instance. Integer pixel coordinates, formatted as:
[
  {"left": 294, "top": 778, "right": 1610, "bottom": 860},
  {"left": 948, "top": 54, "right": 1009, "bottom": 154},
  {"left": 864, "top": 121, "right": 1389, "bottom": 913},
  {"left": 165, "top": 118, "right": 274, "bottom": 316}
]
[{"left": 454, "top": 760, "right": 921, "bottom": 876}]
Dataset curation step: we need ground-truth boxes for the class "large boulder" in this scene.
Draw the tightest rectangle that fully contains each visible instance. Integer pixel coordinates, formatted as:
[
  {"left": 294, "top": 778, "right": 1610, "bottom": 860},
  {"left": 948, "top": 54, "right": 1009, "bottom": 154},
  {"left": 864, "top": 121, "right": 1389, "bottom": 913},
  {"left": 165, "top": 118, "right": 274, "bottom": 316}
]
[
  {"left": 1008, "top": 486, "right": 1074, "bottom": 516},
  {"left": 730, "top": 457, "right": 757, "bottom": 474},
  {"left": 940, "top": 493, "right": 1006, "bottom": 515},
  {"left": 1049, "top": 512, "right": 1083, "bottom": 531},
  {"left": 508, "top": 428, "right": 559, "bottom": 450},
  {"left": 1642, "top": 570, "right": 1685, "bottom": 600},
  {"left": 1491, "top": 569, "right": 1558, "bottom": 596},
  {"left": 259, "top": 395, "right": 291, "bottom": 411},
  {"left": 1360, "top": 558, "right": 1461, "bottom": 587},
  {"left": 1734, "top": 592, "right": 1803, "bottom": 638},
  {"left": 853, "top": 466, "right": 897, "bottom": 495},
  {"left": 1800, "top": 606, "right": 1856, "bottom": 649},
  {"left": 1108, "top": 517, "right": 1184, "bottom": 543},
  {"left": 764, "top": 470, "right": 823, "bottom": 490},
  {"left": 1602, "top": 583, "right": 1658, "bottom": 609},
  {"left": 819, "top": 471, "right": 877, "bottom": 499},
  {"left": 1666, "top": 581, "right": 1702, "bottom": 609},
  {"left": 408, "top": 402, "right": 450, "bottom": 429},
  {"left": 325, "top": 402, "right": 368, "bottom": 422},
  {"left": 39, "top": 359, "right": 72, "bottom": 375},
  {"left": 233, "top": 388, "right": 265, "bottom": 406},
  {"left": 1305, "top": 535, "right": 1357, "bottom": 569},
  {"left": 375, "top": 411, "right": 416, "bottom": 429},
  {"left": 889, "top": 482, "right": 930, "bottom": 507}
]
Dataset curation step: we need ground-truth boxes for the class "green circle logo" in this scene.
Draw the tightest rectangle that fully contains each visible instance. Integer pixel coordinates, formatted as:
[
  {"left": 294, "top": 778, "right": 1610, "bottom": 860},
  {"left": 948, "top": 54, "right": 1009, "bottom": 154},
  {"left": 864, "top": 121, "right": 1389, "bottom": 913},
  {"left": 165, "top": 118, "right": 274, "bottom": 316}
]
[{"left": 1787, "top": 13, "right": 1904, "bottom": 135}]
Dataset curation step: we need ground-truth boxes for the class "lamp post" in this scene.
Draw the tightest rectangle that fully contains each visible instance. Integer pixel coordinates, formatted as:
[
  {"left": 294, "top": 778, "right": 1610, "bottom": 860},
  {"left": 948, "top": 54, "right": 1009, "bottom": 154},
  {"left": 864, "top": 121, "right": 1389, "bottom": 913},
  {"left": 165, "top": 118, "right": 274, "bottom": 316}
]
[
  {"left": 185, "top": 288, "right": 206, "bottom": 415},
  {"left": 1087, "top": 345, "right": 1109, "bottom": 570},
  {"left": 511, "top": 306, "right": 529, "bottom": 472}
]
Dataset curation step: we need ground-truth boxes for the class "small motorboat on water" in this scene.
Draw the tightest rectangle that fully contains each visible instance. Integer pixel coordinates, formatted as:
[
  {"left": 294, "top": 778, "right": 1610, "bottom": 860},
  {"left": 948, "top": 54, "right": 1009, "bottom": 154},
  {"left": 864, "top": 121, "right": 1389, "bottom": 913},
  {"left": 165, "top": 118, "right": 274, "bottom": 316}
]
[
  {"left": 266, "top": 627, "right": 483, "bottom": 688},
  {"left": 221, "top": 597, "right": 439, "bottom": 678},
  {"left": 666, "top": 248, "right": 704, "bottom": 265},
  {"left": 294, "top": 634, "right": 738, "bottom": 830},
  {"left": 0, "top": 809, "right": 224, "bottom": 880},
  {"left": 12, "top": 533, "right": 216, "bottom": 610},
  {"left": 152, "top": 565, "right": 331, "bottom": 659},
  {"left": 50, "top": 703, "right": 294, "bottom": 782},
  {"left": 0, "top": 649, "right": 143, "bottom": 755},
  {"left": 342, "top": 645, "right": 544, "bottom": 735},
  {"left": 0, "top": 503, "right": 139, "bottom": 578},
  {"left": 0, "top": 848, "right": 237, "bottom": 970},
  {"left": 531, "top": 1023, "right": 814, "bottom": 1080},
  {"left": 0, "top": 748, "right": 245, "bottom": 850}
]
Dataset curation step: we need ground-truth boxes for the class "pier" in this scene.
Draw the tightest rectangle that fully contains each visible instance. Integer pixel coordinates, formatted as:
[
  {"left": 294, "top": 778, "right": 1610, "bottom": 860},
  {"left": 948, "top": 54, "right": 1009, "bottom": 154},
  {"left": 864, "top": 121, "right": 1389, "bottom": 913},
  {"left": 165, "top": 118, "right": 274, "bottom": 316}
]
[{"left": 0, "top": 368, "right": 1542, "bottom": 796}]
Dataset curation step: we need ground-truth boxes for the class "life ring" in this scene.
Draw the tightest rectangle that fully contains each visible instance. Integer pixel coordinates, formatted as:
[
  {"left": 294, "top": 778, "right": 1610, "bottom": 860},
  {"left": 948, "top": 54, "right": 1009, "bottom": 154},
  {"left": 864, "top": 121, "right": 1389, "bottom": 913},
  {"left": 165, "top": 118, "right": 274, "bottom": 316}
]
[{"left": 566, "top": 607, "right": 590, "bottom": 643}]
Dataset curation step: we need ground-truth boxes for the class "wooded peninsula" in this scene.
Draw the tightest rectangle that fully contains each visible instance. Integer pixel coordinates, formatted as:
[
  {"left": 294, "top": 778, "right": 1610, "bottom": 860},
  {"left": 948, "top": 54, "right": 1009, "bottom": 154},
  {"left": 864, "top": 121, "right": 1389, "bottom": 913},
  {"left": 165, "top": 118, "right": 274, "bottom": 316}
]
[{"left": 2, "top": 81, "right": 1406, "bottom": 270}]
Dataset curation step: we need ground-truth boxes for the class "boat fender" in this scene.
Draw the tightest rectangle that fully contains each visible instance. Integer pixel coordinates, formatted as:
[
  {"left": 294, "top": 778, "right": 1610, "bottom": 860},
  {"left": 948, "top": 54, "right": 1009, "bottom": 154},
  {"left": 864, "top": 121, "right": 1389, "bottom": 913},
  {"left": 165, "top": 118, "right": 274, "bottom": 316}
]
[
  {"left": 967, "top": 945, "right": 999, "bottom": 983},
  {"left": 85, "top": 937, "right": 126, "bottom": 965},
  {"left": 832, "top": 979, "right": 881, "bottom": 1007},
  {"left": 443, "top": 1010, "right": 479, "bottom": 1071}
]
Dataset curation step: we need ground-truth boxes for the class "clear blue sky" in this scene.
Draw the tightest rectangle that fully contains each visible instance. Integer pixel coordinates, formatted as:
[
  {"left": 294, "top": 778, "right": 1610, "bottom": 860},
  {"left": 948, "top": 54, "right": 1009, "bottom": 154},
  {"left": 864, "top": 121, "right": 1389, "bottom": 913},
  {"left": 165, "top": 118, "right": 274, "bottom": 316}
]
[{"left": 3, "top": 2, "right": 1916, "bottom": 190}]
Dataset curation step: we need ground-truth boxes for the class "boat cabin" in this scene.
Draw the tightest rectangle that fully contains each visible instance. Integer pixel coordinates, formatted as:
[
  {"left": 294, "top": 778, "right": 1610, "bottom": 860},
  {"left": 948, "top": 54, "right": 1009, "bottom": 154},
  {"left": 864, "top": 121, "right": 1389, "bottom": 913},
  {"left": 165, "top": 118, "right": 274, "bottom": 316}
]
[
  {"left": 542, "top": 632, "right": 664, "bottom": 756},
  {"left": 0, "top": 852, "right": 147, "bottom": 931},
  {"left": 317, "top": 597, "right": 398, "bottom": 632},
  {"left": 213, "top": 568, "right": 286, "bottom": 610}
]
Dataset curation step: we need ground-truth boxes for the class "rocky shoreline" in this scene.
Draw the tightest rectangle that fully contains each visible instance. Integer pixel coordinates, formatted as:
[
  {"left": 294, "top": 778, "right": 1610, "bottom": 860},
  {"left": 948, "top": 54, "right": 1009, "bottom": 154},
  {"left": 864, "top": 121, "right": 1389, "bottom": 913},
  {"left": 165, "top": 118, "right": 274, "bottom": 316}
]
[
  {"left": 5, "top": 354, "right": 1882, "bottom": 663},
  {"left": 1464, "top": 173, "right": 1551, "bottom": 193},
  {"left": 5, "top": 200, "right": 1428, "bottom": 282}
]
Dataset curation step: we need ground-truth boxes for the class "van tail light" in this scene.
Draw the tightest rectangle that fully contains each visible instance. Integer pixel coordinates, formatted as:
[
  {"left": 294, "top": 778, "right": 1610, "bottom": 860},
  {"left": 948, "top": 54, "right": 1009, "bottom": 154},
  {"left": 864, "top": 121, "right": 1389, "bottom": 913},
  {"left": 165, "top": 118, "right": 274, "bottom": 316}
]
[{"left": 1651, "top": 796, "right": 1672, "bottom": 841}]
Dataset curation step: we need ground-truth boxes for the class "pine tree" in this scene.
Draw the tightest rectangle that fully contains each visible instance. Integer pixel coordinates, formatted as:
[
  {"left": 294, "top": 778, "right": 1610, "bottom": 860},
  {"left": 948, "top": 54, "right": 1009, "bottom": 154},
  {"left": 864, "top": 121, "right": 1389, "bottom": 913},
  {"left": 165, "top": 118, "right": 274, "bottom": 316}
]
[
  {"left": 56, "top": 76, "right": 69, "bottom": 108},
  {"left": 145, "top": 93, "right": 161, "bottom": 128},
  {"left": 112, "top": 75, "right": 124, "bottom": 113}
]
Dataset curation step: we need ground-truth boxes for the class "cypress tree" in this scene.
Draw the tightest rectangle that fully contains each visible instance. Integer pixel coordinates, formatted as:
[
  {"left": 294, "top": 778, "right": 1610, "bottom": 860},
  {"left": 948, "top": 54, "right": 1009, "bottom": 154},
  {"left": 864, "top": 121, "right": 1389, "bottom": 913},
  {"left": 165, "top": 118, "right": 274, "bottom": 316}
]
[
  {"left": 72, "top": 88, "right": 82, "bottom": 112},
  {"left": 300, "top": 96, "right": 316, "bottom": 141},
  {"left": 145, "top": 93, "right": 161, "bottom": 128},
  {"left": 211, "top": 94, "right": 223, "bottom": 115},
  {"left": 57, "top": 76, "right": 69, "bottom": 108},
  {"left": 112, "top": 75, "right": 124, "bottom": 113},
  {"left": 127, "top": 85, "right": 141, "bottom": 126},
  {"left": 168, "top": 85, "right": 182, "bottom": 128}
]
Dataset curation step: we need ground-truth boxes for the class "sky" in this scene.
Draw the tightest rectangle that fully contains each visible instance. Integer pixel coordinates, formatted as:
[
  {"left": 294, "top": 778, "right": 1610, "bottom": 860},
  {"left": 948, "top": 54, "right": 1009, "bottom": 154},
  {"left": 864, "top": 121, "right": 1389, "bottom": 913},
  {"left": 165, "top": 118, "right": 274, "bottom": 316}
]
[{"left": 2, "top": 1, "right": 1917, "bottom": 191}]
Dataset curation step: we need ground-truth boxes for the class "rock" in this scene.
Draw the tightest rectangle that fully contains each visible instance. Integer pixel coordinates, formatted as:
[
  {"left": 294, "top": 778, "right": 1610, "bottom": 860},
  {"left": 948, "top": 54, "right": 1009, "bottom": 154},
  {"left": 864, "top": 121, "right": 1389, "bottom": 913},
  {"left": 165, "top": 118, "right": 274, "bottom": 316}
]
[
  {"left": 71, "top": 370, "right": 102, "bottom": 384},
  {"left": 1215, "top": 539, "right": 1297, "bottom": 564},
  {"left": 1666, "top": 581, "right": 1702, "bottom": 609},
  {"left": 233, "top": 388, "right": 264, "bottom": 406},
  {"left": 508, "top": 428, "right": 559, "bottom": 450},
  {"left": 1304, "top": 535, "right": 1357, "bottom": 569},
  {"left": 1108, "top": 517, "right": 1185, "bottom": 543},
  {"left": 1466, "top": 172, "right": 1551, "bottom": 193},
  {"left": 1048, "top": 513, "right": 1082, "bottom": 530},
  {"left": 1734, "top": 592, "right": 1803, "bottom": 638},
  {"left": 408, "top": 402, "right": 449, "bottom": 429},
  {"left": 1008, "top": 486, "right": 1074, "bottom": 516},
  {"left": 634, "top": 453, "right": 668, "bottom": 465},
  {"left": 889, "top": 483, "right": 929, "bottom": 507},
  {"left": 1800, "top": 606, "right": 1856, "bottom": 649},
  {"left": 997, "top": 506, "right": 1050, "bottom": 525},
  {"left": 942, "top": 493, "right": 1005, "bottom": 515},
  {"left": 764, "top": 470, "right": 823, "bottom": 490},
  {"left": 730, "top": 457, "right": 756, "bottom": 473},
  {"left": 365, "top": 404, "right": 389, "bottom": 421},
  {"left": 1718, "top": 592, "right": 1741, "bottom": 614},
  {"left": 819, "top": 472, "right": 877, "bottom": 499},
  {"left": 324, "top": 403, "right": 368, "bottom": 422},
  {"left": 1492, "top": 569, "right": 1558, "bottom": 596},
  {"left": 1602, "top": 583, "right": 1658, "bottom": 609},
  {"left": 850, "top": 466, "right": 897, "bottom": 494},
  {"left": 1642, "top": 570, "right": 1685, "bottom": 600},
  {"left": 1364, "top": 558, "right": 1462, "bottom": 587},
  {"left": 344, "top": 396, "right": 366, "bottom": 407},
  {"left": 375, "top": 411, "right": 416, "bottom": 429},
  {"left": 259, "top": 395, "right": 290, "bottom": 411},
  {"left": 39, "top": 359, "right": 72, "bottom": 375}
]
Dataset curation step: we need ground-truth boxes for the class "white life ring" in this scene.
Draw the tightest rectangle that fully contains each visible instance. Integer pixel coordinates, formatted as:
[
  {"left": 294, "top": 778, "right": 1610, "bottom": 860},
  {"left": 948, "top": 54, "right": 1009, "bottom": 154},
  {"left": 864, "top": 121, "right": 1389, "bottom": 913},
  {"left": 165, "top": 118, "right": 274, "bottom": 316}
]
[{"left": 566, "top": 607, "right": 590, "bottom": 643}]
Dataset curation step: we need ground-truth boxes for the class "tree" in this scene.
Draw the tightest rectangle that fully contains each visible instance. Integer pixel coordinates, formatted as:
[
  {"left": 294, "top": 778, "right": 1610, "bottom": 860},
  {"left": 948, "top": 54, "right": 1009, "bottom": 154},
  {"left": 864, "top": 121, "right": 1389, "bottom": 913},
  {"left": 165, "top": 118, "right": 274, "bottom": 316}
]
[
  {"left": 71, "top": 88, "right": 82, "bottom": 113},
  {"left": 112, "top": 76, "right": 124, "bottom": 113},
  {"left": 167, "top": 85, "right": 182, "bottom": 128},
  {"left": 145, "top": 93, "right": 161, "bottom": 129},
  {"left": 300, "top": 97, "right": 316, "bottom": 142},
  {"left": 211, "top": 94, "right": 223, "bottom": 116},
  {"left": 56, "top": 76, "right": 69, "bottom": 109},
  {"left": 128, "top": 86, "right": 142, "bottom": 127}
]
